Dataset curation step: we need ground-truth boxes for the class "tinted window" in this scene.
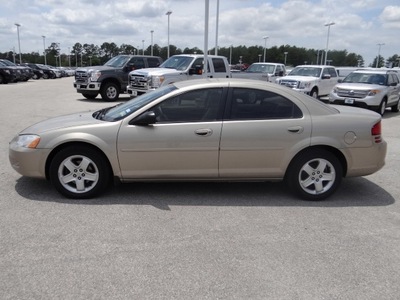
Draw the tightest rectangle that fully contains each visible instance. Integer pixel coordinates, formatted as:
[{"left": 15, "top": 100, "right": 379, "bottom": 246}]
[
  {"left": 148, "top": 57, "right": 161, "bottom": 67},
  {"left": 212, "top": 58, "right": 227, "bottom": 73},
  {"left": 131, "top": 57, "right": 145, "bottom": 69},
  {"left": 328, "top": 68, "right": 337, "bottom": 77},
  {"left": 152, "top": 88, "right": 223, "bottom": 122},
  {"left": 229, "top": 88, "right": 302, "bottom": 120}
]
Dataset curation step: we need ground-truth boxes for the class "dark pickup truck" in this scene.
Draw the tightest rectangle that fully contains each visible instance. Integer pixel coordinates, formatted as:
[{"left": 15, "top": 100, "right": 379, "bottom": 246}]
[{"left": 73, "top": 55, "right": 163, "bottom": 101}]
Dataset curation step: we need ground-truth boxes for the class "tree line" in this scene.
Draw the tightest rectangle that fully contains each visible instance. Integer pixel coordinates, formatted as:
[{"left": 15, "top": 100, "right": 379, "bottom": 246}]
[{"left": 1, "top": 41, "right": 398, "bottom": 69}]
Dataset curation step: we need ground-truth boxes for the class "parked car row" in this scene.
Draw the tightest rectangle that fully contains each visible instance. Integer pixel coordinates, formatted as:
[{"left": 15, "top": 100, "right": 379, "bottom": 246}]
[
  {"left": 0, "top": 59, "right": 76, "bottom": 84},
  {"left": 275, "top": 65, "right": 400, "bottom": 116}
]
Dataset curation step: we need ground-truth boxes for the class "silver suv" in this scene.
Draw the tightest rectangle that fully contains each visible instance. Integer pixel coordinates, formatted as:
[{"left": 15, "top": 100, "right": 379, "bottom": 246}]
[{"left": 329, "top": 69, "right": 400, "bottom": 115}]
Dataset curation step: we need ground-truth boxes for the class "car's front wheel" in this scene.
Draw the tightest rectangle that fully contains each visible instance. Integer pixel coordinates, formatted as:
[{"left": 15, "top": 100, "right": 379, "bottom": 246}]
[
  {"left": 49, "top": 145, "right": 111, "bottom": 199},
  {"left": 310, "top": 88, "right": 318, "bottom": 99},
  {"left": 100, "top": 82, "right": 119, "bottom": 101},
  {"left": 286, "top": 149, "right": 343, "bottom": 200},
  {"left": 377, "top": 98, "right": 387, "bottom": 116}
]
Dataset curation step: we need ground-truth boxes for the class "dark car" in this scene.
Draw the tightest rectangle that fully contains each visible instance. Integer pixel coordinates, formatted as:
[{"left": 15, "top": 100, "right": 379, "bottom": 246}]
[
  {"left": 0, "top": 59, "right": 33, "bottom": 81},
  {"left": 25, "top": 63, "right": 56, "bottom": 79},
  {"left": 0, "top": 65, "right": 18, "bottom": 84},
  {"left": 21, "top": 63, "right": 44, "bottom": 79}
]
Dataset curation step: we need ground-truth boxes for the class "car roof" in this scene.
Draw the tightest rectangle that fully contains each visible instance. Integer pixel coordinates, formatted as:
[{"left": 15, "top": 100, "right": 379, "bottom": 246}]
[
  {"left": 352, "top": 70, "right": 394, "bottom": 74},
  {"left": 294, "top": 65, "right": 336, "bottom": 68}
]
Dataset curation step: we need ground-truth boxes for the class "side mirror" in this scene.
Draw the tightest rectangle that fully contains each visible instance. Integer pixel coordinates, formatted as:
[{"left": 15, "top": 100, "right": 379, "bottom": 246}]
[
  {"left": 189, "top": 65, "right": 203, "bottom": 75},
  {"left": 129, "top": 111, "right": 157, "bottom": 126}
]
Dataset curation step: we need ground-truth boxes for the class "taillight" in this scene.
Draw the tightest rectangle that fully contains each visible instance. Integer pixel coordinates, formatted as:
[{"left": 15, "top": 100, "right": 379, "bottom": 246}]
[{"left": 371, "top": 121, "right": 382, "bottom": 143}]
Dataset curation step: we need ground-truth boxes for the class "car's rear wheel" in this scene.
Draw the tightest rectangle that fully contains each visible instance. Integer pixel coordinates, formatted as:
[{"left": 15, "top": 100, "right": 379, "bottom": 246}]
[
  {"left": 82, "top": 93, "right": 98, "bottom": 100},
  {"left": 286, "top": 149, "right": 342, "bottom": 201},
  {"left": 100, "top": 82, "right": 119, "bottom": 102},
  {"left": 42, "top": 73, "right": 49, "bottom": 79},
  {"left": 49, "top": 146, "right": 111, "bottom": 199},
  {"left": 391, "top": 99, "right": 400, "bottom": 113}
]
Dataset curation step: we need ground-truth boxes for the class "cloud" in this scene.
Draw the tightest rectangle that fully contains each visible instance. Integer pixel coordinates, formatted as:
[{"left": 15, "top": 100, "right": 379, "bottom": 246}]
[{"left": 380, "top": 6, "right": 400, "bottom": 28}]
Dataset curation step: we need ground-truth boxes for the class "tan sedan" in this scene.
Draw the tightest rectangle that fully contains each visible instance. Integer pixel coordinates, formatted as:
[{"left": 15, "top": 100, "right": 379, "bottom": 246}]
[{"left": 9, "top": 78, "right": 387, "bottom": 200}]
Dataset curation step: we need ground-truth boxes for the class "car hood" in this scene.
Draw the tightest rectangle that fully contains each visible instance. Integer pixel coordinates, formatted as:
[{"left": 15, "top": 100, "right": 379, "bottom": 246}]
[
  {"left": 20, "top": 111, "right": 102, "bottom": 134},
  {"left": 279, "top": 75, "right": 318, "bottom": 82},
  {"left": 335, "top": 82, "right": 383, "bottom": 90},
  {"left": 130, "top": 68, "right": 182, "bottom": 76}
]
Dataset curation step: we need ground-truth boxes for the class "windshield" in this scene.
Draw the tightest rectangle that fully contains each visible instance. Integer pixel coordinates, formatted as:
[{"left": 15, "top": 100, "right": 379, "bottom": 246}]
[
  {"left": 246, "top": 64, "right": 275, "bottom": 73},
  {"left": 343, "top": 72, "right": 387, "bottom": 85},
  {"left": 160, "top": 56, "right": 194, "bottom": 71},
  {"left": 0, "top": 60, "right": 15, "bottom": 66},
  {"left": 101, "top": 85, "right": 177, "bottom": 121},
  {"left": 104, "top": 56, "right": 130, "bottom": 68},
  {"left": 289, "top": 67, "right": 321, "bottom": 77}
]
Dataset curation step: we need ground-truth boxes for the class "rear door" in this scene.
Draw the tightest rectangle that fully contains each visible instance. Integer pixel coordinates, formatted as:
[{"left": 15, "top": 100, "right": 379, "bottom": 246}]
[
  {"left": 219, "top": 87, "right": 312, "bottom": 178},
  {"left": 387, "top": 73, "right": 400, "bottom": 105}
]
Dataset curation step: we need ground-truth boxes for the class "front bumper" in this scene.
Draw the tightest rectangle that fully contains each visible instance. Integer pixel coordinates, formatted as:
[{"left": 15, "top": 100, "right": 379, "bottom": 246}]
[
  {"left": 9, "top": 142, "right": 51, "bottom": 179},
  {"left": 329, "top": 94, "right": 380, "bottom": 110},
  {"left": 74, "top": 81, "right": 101, "bottom": 92}
]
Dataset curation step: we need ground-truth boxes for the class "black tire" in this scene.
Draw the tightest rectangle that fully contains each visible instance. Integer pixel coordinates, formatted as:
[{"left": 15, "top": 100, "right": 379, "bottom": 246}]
[
  {"left": 49, "top": 145, "right": 111, "bottom": 199},
  {"left": 310, "top": 88, "right": 318, "bottom": 99},
  {"left": 100, "top": 82, "right": 119, "bottom": 102},
  {"left": 82, "top": 93, "right": 98, "bottom": 100},
  {"left": 0, "top": 74, "right": 7, "bottom": 84},
  {"left": 42, "top": 73, "right": 49, "bottom": 79},
  {"left": 391, "top": 99, "right": 400, "bottom": 113},
  {"left": 285, "top": 149, "right": 342, "bottom": 201},
  {"left": 377, "top": 98, "right": 387, "bottom": 116}
]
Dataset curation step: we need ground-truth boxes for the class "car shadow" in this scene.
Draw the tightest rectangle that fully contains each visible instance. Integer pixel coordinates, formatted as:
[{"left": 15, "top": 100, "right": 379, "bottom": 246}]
[
  {"left": 76, "top": 96, "right": 131, "bottom": 103},
  {"left": 14, "top": 176, "right": 395, "bottom": 210}
]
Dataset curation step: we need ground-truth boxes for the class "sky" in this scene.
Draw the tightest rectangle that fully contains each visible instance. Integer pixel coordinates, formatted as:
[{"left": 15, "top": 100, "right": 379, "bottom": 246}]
[{"left": 0, "top": 0, "right": 399, "bottom": 66}]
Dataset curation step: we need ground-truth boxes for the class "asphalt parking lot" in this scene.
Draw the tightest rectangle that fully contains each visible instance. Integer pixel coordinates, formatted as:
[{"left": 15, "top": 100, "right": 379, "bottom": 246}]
[{"left": 1, "top": 77, "right": 400, "bottom": 299}]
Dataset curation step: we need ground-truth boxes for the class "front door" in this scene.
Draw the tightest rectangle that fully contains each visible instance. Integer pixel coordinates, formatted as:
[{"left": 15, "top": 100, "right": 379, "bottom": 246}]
[{"left": 117, "top": 88, "right": 224, "bottom": 179}]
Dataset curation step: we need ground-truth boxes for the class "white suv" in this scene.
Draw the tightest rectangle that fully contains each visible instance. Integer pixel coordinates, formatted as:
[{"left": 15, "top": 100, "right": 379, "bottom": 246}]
[
  {"left": 329, "top": 70, "right": 400, "bottom": 115},
  {"left": 276, "top": 65, "right": 338, "bottom": 99}
]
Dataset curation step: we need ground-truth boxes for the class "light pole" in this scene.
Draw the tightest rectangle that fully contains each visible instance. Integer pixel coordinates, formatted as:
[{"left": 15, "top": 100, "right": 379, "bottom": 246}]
[
  {"left": 258, "top": 54, "right": 261, "bottom": 62},
  {"left": 15, "top": 23, "right": 22, "bottom": 64},
  {"left": 263, "top": 36, "right": 269, "bottom": 62},
  {"left": 68, "top": 47, "right": 70, "bottom": 67},
  {"left": 142, "top": 40, "right": 145, "bottom": 55},
  {"left": 229, "top": 45, "right": 232, "bottom": 65},
  {"left": 150, "top": 30, "right": 154, "bottom": 56},
  {"left": 42, "top": 35, "right": 47, "bottom": 65},
  {"left": 376, "top": 43, "right": 385, "bottom": 68},
  {"left": 215, "top": 0, "right": 219, "bottom": 55},
  {"left": 166, "top": 10, "right": 172, "bottom": 58},
  {"left": 284, "top": 52, "right": 288, "bottom": 65},
  {"left": 324, "top": 22, "right": 335, "bottom": 65}
]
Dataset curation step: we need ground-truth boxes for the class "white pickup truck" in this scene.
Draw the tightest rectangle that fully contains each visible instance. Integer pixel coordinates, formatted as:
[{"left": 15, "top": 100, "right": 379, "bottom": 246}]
[
  {"left": 231, "top": 62, "right": 286, "bottom": 82},
  {"left": 275, "top": 65, "right": 339, "bottom": 99},
  {"left": 126, "top": 54, "right": 231, "bottom": 96}
]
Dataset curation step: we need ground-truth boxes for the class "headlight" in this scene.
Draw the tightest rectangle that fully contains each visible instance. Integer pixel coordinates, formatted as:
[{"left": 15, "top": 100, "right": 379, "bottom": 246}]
[
  {"left": 5, "top": 70, "right": 11, "bottom": 74},
  {"left": 151, "top": 75, "right": 165, "bottom": 88},
  {"left": 13, "top": 134, "right": 41, "bottom": 148},
  {"left": 89, "top": 70, "right": 101, "bottom": 81},
  {"left": 368, "top": 89, "right": 381, "bottom": 96},
  {"left": 298, "top": 81, "right": 311, "bottom": 89}
]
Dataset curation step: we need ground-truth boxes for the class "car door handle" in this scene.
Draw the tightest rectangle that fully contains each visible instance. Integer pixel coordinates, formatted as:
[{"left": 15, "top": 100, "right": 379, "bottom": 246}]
[
  {"left": 195, "top": 129, "right": 213, "bottom": 136},
  {"left": 287, "top": 126, "right": 304, "bottom": 133}
]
